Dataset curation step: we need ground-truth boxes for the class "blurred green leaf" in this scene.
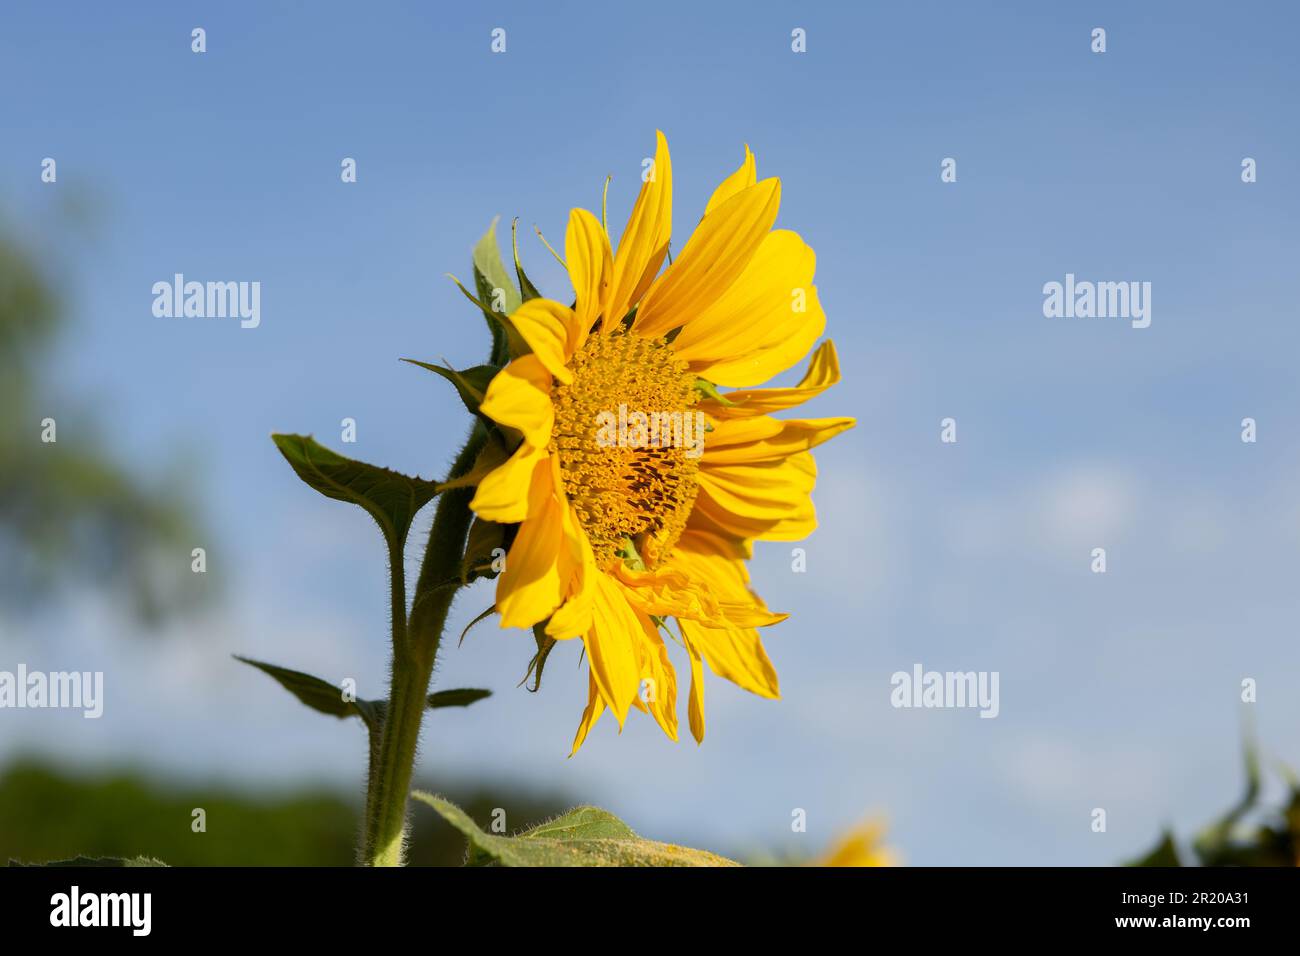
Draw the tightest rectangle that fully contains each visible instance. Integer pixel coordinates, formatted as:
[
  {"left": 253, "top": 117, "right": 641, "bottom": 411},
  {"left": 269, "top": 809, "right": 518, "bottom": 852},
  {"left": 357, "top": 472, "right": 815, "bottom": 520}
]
[
  {"left": 1125, "top": 830, "right": 1182, "bottom": 867},
  {"left": 413, "top": 792, "right": 739, "bottom": 867}
]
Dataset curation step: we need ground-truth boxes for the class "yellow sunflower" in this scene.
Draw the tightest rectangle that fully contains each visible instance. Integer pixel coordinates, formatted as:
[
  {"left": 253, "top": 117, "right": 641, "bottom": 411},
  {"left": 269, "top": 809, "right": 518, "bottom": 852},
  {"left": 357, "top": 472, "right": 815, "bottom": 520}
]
[{"left": 469, "top": 131, "right": 854, "bottom": 752}]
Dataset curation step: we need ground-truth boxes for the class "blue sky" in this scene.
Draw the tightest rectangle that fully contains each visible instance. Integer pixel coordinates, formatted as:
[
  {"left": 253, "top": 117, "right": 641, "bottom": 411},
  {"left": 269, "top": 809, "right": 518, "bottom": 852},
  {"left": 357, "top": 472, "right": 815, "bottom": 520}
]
[{"left": 3, "top": 0, "right": 1299, "bottom": 864}]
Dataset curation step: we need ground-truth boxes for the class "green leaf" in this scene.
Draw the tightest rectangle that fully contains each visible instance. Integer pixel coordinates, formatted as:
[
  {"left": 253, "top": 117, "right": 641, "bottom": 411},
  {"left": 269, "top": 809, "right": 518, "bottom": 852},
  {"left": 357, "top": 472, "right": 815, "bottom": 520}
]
[
  {"left": 271, "top": 433, "right": 441, "bottom": 552},
  {"left": 9, "top": 855, "right": 168, "bottom": 867},
  {"left": 401, "top": 359, "right": 499, "bottom": 418},
  {"left": 426, "top": 688, "right": 492, "bottom": 709},
  {"left": 413, "top": 793, "right": 739, "bottom": 867},
  {"left": 511, "top": 218, "right": 542, "bottom": 302},
  {"left": 234, "top": 655, "right": 363, "bottom": 721},
  {"left": 1124, "top": 830, "right": 1183, "bottom": 867}
]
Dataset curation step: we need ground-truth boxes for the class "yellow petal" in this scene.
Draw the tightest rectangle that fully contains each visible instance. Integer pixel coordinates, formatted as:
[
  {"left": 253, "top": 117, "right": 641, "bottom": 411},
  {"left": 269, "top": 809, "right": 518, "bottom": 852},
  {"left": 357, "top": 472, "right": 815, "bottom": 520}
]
[
  {"left": 570, "top": 670, "right": 605, "bottom": 755},
  {"left": 545, "top": 502, "right": 598, "bottom": 639},
  {"left": 582, "top": 575, "right": 644, "bottom": 727},
  {"left": 469, "top": 442, "right": 550, "bottom": 524},
  {"left": 635, "top": 178, "right": 781, "bottom": 338},
  {"left": 605, "top": 130, "right": 672, "bottom": 326},
  {"left": 703, "top": 417, "right": 856, "bottom": 466},
  {"left": 704, "top": 144, "right": 757, "bottom": 216},
  {"left": 685, "top": 635, "right": 706, "bottom": 744},
  {"left": 679, "top": 617, "right": 780, "bottom": 700},
  {"left": 707, "top": 341, "right": 841, "bottom": 418},
  {"left": 478, "top": 354, "right": 554, "bottom": 447},
  {"left": 671, "top": 230, "right": 825, "bottom": 387},
  {"left": 631, "top": 617, "right": 679, "bottom": 742},
  {"left": 566, "top": 207, "right": 611, "bottom": 335},
  {"left": 694, "top": 453, "right": 819, "bottom": 541},
  {"left": 509, "top": 298, "right": 582, "bottom": 383},
  {"left": 496, "top": 460, "right": 566, "bottom": 628}
]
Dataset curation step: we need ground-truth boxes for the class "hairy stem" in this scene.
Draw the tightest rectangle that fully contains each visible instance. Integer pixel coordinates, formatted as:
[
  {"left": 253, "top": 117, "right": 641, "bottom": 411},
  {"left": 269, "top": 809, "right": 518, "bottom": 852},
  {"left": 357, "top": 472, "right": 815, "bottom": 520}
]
[{"left": 362, "top": 423, "right": 487, "bottom": 866}]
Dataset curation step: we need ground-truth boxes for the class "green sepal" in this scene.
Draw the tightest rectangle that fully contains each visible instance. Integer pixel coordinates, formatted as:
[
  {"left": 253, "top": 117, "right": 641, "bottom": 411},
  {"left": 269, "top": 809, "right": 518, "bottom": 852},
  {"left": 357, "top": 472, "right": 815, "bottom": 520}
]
[
  {"left": 511, "top": 218, "right": 543, "bottom": 302},
  {"left": 472, "top": 217, "right": 524, "bottom": 365},
  {"left": 523, "top": 623, "right": 558, "bottom": 692},
  {"left": 693, "top": 377, "right": 737, "bottom": 406},
  {"left": 462, "top": 516, "right": 507, "bottom": 583},
  {"left": 401, "top": 359, "right": 499, "bottom": 418}
]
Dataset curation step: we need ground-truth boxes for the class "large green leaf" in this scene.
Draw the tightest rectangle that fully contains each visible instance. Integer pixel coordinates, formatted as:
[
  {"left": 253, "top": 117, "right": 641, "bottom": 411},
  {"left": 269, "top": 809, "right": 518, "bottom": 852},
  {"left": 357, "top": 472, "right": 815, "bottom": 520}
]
[
  {"left": 413, "top": 793, "right": 739, "bottom": 867},
  {"left": 271, "top": 434, "right": 442, "bottom": 552}
]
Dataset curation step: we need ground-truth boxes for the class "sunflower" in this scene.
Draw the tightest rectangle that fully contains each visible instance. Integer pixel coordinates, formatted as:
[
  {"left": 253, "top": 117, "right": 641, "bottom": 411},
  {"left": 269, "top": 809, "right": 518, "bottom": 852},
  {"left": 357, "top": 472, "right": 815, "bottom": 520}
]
[{"left": 469, "top": 131, "right": 854, "bottom": 752}]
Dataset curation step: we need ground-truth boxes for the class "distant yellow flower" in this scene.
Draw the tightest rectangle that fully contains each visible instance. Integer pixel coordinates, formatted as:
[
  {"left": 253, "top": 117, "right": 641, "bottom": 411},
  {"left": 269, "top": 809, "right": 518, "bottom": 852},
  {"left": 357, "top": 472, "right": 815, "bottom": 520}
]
[
  {"left": 471, "top": 131, "right": 854, "bottom": 751},
  {"left": 813, "top": 818, "right": 898, "bottom": 867}
]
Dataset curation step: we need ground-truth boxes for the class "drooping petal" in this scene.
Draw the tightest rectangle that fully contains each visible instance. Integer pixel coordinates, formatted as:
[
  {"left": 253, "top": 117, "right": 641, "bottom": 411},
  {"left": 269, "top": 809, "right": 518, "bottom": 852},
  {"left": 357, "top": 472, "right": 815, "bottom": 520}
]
[
  {"left": 631, "top": 617, "right": 679, "bottom": 742},
  {"left": 582, "top": 574, "right": 643, "bottom": 727},
  {"left": 635, "top": 178, "right": 781, "bottom": 338},
  {"left": 706, "top": 341, "right": 842, "bottom": 418},
  {"left": 704, "top": 144, "right": 757, "bottom": 216},
  {"left": 478, "top": 354, "right": 554, "bottom": 447},
  {"left": 605, "top": 130, "right": 672, "bottom": 326},
  {"left": 679, "top": 617, "right": 781, "bottom": 700},
  {"left": 566, "top": 207, "right": 612, "bottom": 337},
  {"left": 684, "top": 634, "right": 707, "bottom": 744},
  {"left": 570, "top": 670, "right": 606, "bottom": 755},
  {"left": 509, "top": 298, "right": 584, "bottom": 383}
]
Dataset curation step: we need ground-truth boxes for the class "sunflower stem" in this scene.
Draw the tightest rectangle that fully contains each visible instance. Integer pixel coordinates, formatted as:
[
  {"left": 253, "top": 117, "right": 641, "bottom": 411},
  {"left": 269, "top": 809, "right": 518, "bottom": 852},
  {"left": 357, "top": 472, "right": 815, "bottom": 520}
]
[{"left": 361, "top": 422, "right": 487, "bottom": 866}]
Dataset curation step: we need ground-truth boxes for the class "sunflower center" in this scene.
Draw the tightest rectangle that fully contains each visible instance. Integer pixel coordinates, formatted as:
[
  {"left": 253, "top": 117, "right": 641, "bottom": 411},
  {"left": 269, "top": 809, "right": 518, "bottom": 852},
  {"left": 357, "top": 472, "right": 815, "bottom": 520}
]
[{"left": 550, "top": 330, "right": 702, "bottom": 570}]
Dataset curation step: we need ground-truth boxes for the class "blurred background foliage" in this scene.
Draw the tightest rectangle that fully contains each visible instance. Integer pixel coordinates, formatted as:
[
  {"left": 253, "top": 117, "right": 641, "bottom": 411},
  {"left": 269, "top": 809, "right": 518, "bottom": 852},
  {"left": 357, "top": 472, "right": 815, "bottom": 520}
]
[
  {"left": 0, "top": 758, "right": 573, "bottom": 866},
  {"left": 0, "top": 214, "right": 208, "bottom": 624},
  {"left": 1128, "top": 741, "right": 1300, "bottom": 868}
]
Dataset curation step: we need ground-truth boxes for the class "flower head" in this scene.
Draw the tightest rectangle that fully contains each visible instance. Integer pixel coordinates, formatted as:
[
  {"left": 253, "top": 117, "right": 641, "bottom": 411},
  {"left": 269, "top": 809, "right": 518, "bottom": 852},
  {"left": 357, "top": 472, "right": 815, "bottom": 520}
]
[{"left": 470, "top": 131, "right": 854, "bottom": 751}]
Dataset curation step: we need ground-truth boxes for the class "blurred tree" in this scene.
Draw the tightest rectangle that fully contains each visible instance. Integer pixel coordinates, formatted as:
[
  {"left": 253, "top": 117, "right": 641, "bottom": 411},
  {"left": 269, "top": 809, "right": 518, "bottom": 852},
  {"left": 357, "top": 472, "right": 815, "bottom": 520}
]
[{"left": 0, "top": 220, "right": 206, "bottom": 623}]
